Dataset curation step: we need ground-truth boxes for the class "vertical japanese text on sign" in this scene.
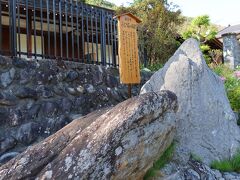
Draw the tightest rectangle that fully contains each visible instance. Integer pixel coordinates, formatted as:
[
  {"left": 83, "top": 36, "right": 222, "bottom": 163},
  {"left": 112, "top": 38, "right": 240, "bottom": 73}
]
[{"left": 115, "top": 13, "right": 141, "bottom": 84}]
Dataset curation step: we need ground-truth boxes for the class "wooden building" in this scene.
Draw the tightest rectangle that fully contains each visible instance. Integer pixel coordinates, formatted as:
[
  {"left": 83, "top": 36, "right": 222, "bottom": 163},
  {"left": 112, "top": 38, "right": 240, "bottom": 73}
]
[{"left": 0, "top": 0, "right": 118, "bottom": 66}]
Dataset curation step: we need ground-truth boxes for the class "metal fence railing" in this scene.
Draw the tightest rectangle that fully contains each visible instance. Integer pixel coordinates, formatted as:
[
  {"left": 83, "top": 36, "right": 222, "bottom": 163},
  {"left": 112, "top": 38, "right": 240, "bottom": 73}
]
[{"left": 0, "top": 0, "right": 119, "bottom": 67}]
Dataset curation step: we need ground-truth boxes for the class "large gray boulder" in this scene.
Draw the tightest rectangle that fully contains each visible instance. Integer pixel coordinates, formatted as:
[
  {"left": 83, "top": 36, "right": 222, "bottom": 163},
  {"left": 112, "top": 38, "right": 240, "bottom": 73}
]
[
  {"left": 141, "top": 38, "right": 240, "bottom": 165},
  {"left": 0, "top": 91, "right": 177, "bottom": 180}
]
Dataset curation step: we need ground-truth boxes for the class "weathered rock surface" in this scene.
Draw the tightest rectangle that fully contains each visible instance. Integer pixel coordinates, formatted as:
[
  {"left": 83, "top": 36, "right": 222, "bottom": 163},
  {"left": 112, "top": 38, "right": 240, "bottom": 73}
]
[
  {"left": 160, "top": 160, "right": 240, "bottom": 180},
  {"left": 0, "top": 55, "right": 152, "bottom": 162},
  {"left": 141, "top": 38, "right": 240, "bottom": 165},
  {"left": 0, "top": 91, "right": 178, "bottom": 179}
]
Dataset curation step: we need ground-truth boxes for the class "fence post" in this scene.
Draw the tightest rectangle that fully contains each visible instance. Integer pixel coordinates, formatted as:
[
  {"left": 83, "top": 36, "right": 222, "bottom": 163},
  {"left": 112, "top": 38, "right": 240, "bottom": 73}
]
[
  {"left": 100, "top": 9, "right": 106, "bottom": 66},
  {"left": 113, "top": 19, "right": 118, "bottom": 67},
  {"left": 9, "top": 0, "right": 17, "bottom": 57}
]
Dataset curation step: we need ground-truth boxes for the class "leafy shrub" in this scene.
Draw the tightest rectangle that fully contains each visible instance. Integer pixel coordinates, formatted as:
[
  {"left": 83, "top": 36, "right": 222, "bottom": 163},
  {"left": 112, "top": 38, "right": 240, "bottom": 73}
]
[
  {"left": 182, "top": 15, "right": 217, "bottom": 65},
  {"left": 227, "top": 87, "right": 240, "bottom": 112},
  {"left": 144, "top": 142, "right": 175, "bottom": 180},
  {"left": 116, "top": 0, "right": 184, "bottom": 65},
  {"left": 211, "top": 64, "right": 240, "bottom": 112},
  {"left": 211, "top": 151, "right": 240, "bottom": 172}
]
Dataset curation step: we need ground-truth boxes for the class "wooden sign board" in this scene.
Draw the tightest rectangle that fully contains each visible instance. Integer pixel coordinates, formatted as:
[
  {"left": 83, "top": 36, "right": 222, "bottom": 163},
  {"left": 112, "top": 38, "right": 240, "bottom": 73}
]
[{"left": 115, "top": 13, "right": 141, "bottom": 84}]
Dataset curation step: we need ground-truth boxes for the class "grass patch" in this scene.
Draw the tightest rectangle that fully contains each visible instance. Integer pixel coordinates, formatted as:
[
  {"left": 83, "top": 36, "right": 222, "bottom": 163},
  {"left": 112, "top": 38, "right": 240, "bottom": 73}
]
[
  {"left": 143, "top": 142, "right": 175, "bottom": 180},
  {"left": 211, "top": 151, "right": 240, "bottom": 173}
]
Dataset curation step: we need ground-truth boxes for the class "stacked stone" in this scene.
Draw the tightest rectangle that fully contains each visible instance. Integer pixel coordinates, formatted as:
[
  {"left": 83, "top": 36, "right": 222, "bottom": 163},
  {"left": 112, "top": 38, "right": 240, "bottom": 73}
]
[{"left": 0, "top": 55, "right": 152, "bottom": 164}]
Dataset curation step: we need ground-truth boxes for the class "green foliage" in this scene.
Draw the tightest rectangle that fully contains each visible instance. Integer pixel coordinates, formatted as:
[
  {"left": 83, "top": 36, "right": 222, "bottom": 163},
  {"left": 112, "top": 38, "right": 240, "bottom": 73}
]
[
  {"left": 211, "top": 65, "right": 240, "bottom": 112},
  {"left": 144, "top": 142, "right": 175, "bottom": 180},
  {"left": 116, "top": 0, "right": 184, "bottom": 66},
  {"left": 211, "top": 151, "right": 240, "bottom": 172},
  {"left": 200, "top": 45, "right": 211, "bottom": 64},
  {"left": 83, "top": 0, "right": 116, "bottom": 9},
  {"left": 227, "top": 87, "right": 240, "bottom": 112},
  {"left": 212, "top": 64, "right": 233, "bottom": 77},
  {"left": 182, "top": 15, "right": 217, "bottom": 43},
  {"left": 192, "top": 15, "right": 210, "bottom": 27},
  {"left": 182, "top": 15, "right": 217, "bottom": 65},
  {"left": 200, "top": 44, "right": 210, "bottom": 52}
]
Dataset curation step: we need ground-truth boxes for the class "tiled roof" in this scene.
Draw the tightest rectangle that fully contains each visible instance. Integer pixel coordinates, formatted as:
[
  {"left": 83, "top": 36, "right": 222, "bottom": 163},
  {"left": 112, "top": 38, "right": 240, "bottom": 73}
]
[{"left": 217, "top": 24, "right": 240, "bottom": 37}]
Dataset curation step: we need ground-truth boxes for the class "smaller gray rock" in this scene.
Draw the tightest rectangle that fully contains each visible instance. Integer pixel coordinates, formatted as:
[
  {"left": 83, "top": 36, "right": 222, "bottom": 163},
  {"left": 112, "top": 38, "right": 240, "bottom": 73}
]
[
  {"left": 0, "top": 92, "right": 16, "bottom": 106},
  {"left": 15, "top": 122, "right": 39, "bottom": 145},
  {"left": 66, "top": 87, "right": 78, "bottom": 96},
  {"left": 61, "top": 98, "right": 72, "bottom": 113},
  {"left": 8, "top": 109, "right": 23, "bottom": 126},
  {"left": 106, "top": 74, "right": 118, "bottom": 88},
  {"left": 12, "top": 57, "right": 28, "bottom": 68},
  {"left": 0, "top": 107, "right": 8, "bottom": 124},
  {"left": 15, "top": 87, "right": 38, "bottom": 99},
  {"left": 164, "top": 171, "right": 184, "bottom": 180},
  {"left": 76, "top": 85, "right": 85, "bottom": 94},
  {"left": 92, "top": 70, "right": 103, "bottom": 85},
  {"left": 109, "top": 88, "right": 123, "bottom": 102},
  {"left": 85, "top": 84, "right": 96, "bottom": 94},
  {"left": 0, "top": 136, "right": 17, "bottom": 154},
  {"left": 27, "top": 104, "right": 41, "bottom": 120},
  {"left": 212, "top": 170, "right": 223, "bottom": 179},
  {"left": 19, "top": 68, "right": 35, "bottom": 84},
  {"left": 65, "top": 70, "right": 78, "bottom": 82},
  {"left": 40, "top": 102, "right": 58, "bottom": 118},
  {"left": 223, "top": 172, "right": 240, "bottom": 180},
  {"left": 0, "top": 152, "right": 19, "bottom": 165},
  {"left": 0, "top": 68, "right": 15, "bottom": 88},
  {"left": 98, "top": 88, "right": 109, "bottom": 102},
  {"left": 73, "top": 96, "right": 87, "bottom": 113},
  {"left": 184, "top": 169, "right": 201, "bottom": 180},
  {"left": 36, "top": 86, "right": 54, "bottom": 98},
  {"left": 53, "top": 85, "right": 65, "bottom": 96},
  {"left": 0, "top": 56, "right": 9, "bottom": 67},
  {"left": 36, "top": 70, "right": 54, "bottom": 85},
  {"left": 46, "top": 115, "right": 71, "bottom": 134}
]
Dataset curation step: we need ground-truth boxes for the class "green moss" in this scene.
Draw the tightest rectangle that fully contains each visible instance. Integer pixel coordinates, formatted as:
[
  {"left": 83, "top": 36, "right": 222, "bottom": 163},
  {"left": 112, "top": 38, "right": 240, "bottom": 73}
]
[
  {"left": 211, "top": 160, "right": 233, "bottom": 172},
  {"left": 210, "top": 151, "right": 240, "bottom": 173},
  {"left": 190, "top": 153, "right": 203, "bottom": 163},
  {"left": 143, "top": 142, "right": 175, "bottom": 180}
]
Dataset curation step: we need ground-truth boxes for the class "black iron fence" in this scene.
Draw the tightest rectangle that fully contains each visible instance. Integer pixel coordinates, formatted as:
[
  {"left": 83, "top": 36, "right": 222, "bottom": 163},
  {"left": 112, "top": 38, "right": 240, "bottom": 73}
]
[{"left": 0, "top": 0, "right": 119, "bottom": 67}]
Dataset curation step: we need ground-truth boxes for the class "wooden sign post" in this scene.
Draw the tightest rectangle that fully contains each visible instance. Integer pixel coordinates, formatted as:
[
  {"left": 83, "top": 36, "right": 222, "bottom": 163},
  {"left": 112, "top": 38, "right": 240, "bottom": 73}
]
[{"left": 115, "top": 13, "right": 141, "bottom": 98}]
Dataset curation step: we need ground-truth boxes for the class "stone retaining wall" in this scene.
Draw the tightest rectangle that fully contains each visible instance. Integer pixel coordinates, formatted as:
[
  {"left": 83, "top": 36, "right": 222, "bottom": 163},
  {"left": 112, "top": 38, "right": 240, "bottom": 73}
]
[{"left": 0, "top": 55, "right": 152, "bottom": 164}]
